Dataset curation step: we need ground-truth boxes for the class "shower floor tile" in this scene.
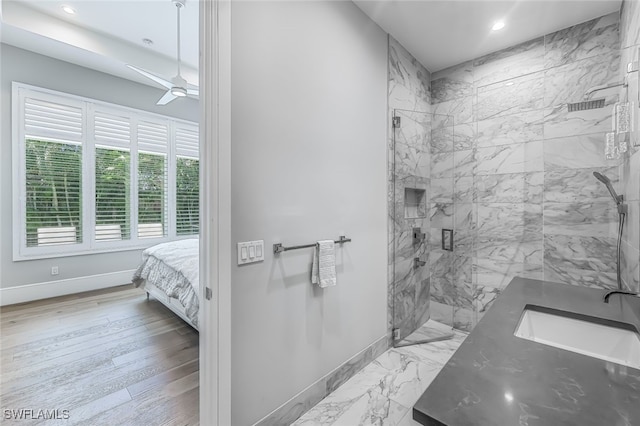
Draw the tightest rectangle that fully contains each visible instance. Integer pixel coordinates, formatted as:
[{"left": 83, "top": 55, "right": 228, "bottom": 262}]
[{"left": 292, "top": 321, "right": 467, "bottom": 426}]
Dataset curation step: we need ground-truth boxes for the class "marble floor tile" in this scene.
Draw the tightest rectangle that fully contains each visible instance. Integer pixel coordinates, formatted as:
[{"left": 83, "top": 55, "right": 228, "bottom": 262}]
[
  {"left": 372, "top": 350, "right": 443, "bottom": 408},
  {"left": 292, "top": 388, "right": 409, "bottom": 426},
  {"left": 294, "top": 322, "right": 467, "bottom": 426}
]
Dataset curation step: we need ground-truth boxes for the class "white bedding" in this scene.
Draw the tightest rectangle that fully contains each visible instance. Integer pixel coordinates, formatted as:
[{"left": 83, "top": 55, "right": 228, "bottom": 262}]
[{"left": 132, "top": 238, "right": 199, "bottom": 326}]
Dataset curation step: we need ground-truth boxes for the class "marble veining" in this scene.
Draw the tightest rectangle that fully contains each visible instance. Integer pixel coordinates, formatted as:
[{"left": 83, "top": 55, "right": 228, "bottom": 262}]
[
  {"left": 293, "top": 322, "right": 467, "bottom": 426},
  {"left": 430, "top": 126, "right": 454, "bottom": 154},
  {"left": 544, "top": 50, "right": 621, "bottom": 108},
  {"left": 431, "top": 61, "right": 474, "bottom": 104},
  {"left": 476, "top": 203, "right": 543, "bottom": 240},
  {"left": 543, "top": 202, "right": 618, "bottom": 238},
  {"left": 432, "top": 96, "right": 474, "bottom": 127},
  {"left": 476, "top": 110, "right": 544, "bottom": 148},
  {"left": 427, "top": 8, "right": 636, "bottom": 336},
  {"left": 544, "top": 13, "right": 620, "bottom": 69},
  {"left": 473, "top": 37, "right": 544, "bottom": 87},
  {"left": 476, "top": 72, "right": 544, "bottom": 120},
  {"left": 621, "top": 240, "right": 640, "bottom": 292},
  {"left": 475, "top": 172, "right": 543, "bottom": 203},
  {"left": 430, "top": 179, "right": 453, "bottom": 204},
  {"left": 454, "top": 177, "right": 475, "bottom": 203},
  {"left": 394, "top": 143, "right": 430, "bottom": 180},
  {"left": 543, "top": 101, "right": 615, "bottom": 139},
  {"left": 543, "top": 264, "right": 617, "bottom": 289},
  {"left": 430, "top": 151, "right": 455, "bottom": 179},
  {"left": 543, "top": 133, "right": 616, "bottom": 171},
  {"left": 544, "top": 234, "right": 617, "bottom": 275},
  {"left": 475, "top": 141, "right": 543, "bottom": 175},
  {"left": 475, "top": 258, "right": 544, "bottom": 288},
  {"left": 452, "top": 123, "right": 476, "bottom": 152},
  {"left": 429, "top": 203, "right": 453, "bottom": 230},
  {"left": 388, "top": 35, "right": 434, "bottom": 344},
  {"left": 473, "top": 285, "right": 501, "bottom": 321},
  {"left": 544, "top": 167, "right": 619, "bottom": 203},
  {"left": 475, "top": 236, "right": 544, "bottom": 265}
]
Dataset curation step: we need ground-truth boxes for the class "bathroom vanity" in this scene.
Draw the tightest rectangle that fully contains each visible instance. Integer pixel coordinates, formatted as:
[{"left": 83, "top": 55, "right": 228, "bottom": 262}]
[{"left": 413, "top": 277, "right": 640, "bottom": 425}]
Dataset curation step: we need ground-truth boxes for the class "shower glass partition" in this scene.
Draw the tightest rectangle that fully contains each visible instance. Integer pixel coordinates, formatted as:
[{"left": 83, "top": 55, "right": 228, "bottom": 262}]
[{"left": 391, "top": 109, "right": 457, "bottom": 347}]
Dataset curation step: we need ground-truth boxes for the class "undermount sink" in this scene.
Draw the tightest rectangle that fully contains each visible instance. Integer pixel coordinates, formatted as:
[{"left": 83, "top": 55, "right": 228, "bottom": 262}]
[{"left": 514, "top": 306, "right": 640, "bottom": 369}]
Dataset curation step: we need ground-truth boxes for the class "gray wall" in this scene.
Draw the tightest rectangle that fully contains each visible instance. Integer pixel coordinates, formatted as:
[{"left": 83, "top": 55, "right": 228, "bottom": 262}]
[
  {"left": 229, "top": 2, "right": 388, "bottom": 424},
  {"left": 0, "top": 44, "right": 198, "bottom": 288},
  {"left": 430, "top": 12, "right": 627, "bottom": 331}
]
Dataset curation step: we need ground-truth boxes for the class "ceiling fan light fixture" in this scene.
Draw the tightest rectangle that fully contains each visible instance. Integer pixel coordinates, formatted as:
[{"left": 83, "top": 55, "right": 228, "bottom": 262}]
[{"left": 171, "top": 86, "right": 187, "bottom": 97}]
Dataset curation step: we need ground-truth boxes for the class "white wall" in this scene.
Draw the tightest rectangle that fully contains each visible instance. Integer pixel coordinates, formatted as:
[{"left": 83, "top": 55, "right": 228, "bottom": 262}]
[
  {"left": 0, "top": 44, "right": 198, "bottom": 289},
  {"left": 230, "top": 1, "right": 388, "bottom": 424}
]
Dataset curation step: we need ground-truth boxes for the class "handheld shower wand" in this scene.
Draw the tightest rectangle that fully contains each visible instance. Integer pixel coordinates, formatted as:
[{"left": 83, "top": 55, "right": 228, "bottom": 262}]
[
  {"left": 593, "top": 172, "right": 624, "bottom": 205},
  {"left": 593, "top": 172, "right": 627, "bottom": 291}
]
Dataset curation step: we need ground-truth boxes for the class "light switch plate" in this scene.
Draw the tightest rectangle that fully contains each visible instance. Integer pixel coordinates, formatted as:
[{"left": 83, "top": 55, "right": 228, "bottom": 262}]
[{"left": 237, "top": 240, "right": 265, "bottom": 265}]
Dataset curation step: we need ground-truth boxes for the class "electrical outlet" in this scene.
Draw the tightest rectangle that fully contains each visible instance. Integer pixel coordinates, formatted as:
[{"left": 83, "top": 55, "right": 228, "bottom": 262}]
[{"left": 51, "top": 266, "right": 59, "bottom": 276}]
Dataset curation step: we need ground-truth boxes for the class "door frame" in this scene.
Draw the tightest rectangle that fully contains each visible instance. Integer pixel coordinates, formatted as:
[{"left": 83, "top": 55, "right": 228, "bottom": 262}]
[{"left": 199, "top": 0, "right": 232, "bottom": 424}]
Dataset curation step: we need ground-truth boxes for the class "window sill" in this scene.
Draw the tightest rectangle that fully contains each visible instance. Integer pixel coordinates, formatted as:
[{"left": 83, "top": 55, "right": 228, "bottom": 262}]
[{"left": 13, "top": 235, "right": 198, "bottom": 262}]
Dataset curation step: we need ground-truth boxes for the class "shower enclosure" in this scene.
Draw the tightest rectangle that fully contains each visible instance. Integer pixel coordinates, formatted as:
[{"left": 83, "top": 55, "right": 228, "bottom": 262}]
[{"left": 390, "top": 109, "right": 466, "bottom": 346}]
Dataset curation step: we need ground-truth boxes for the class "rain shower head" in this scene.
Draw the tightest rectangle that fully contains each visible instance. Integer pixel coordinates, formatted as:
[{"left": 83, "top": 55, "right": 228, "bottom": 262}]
[
  {"left": 593, "top": 172, "right": 622, "bottom": 205},
  {"left": 567, "top": 99, "right": 606, "bottom": 112}
]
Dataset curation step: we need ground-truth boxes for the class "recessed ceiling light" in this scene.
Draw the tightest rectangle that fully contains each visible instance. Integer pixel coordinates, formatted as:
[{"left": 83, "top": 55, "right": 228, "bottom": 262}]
[
  {"left": 492, "top": 21, "right": 505, "bottom": 31},
  {"left": 61, "top": 5, "right": 76, "bottom": 14}
]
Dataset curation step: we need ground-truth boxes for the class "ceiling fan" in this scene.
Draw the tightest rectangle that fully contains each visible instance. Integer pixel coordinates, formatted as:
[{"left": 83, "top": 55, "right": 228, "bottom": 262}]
[{"left": 127, "top": 0, "right": 198, "bottom": 105}]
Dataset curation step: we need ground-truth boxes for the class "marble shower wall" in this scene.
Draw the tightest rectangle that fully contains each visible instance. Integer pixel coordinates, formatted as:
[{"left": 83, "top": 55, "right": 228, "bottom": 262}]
[
  {"left": 620, "top": 0, "right": 640, "bottom": 293},
  {"left": 387, "top": 36, "right": 432, "bottom": 342},
  {"left": 430, "top": 12, "right": 625, "bottom": 331}
]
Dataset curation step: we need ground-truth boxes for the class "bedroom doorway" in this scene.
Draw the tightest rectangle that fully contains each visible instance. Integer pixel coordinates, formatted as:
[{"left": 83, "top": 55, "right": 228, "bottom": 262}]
[{"left": 0, "top": 0, "right": 233, "bottom": 423}]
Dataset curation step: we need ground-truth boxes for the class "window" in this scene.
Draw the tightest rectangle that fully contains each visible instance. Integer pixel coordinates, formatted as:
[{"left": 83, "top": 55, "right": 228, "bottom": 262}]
[
  {"left": 13, "top": 83, "right": 199, "bottom": 260},
  {"left": 26, "top": 139, "right": 82, "bottom": 247},
  {"left": 175, "top": 126, "right": 200, "bottom": 236}
]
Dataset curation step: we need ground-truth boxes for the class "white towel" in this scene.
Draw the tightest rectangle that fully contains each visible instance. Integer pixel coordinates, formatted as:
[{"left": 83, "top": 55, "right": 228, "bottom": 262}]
[{"left": 311, "top": 240, "right": 336, "bottom": 288}]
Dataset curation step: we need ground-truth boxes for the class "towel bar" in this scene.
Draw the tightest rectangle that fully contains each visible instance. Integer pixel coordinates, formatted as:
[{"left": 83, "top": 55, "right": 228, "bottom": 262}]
[{"left": 273, "top": 236, "right": 351, "bottom": 254}]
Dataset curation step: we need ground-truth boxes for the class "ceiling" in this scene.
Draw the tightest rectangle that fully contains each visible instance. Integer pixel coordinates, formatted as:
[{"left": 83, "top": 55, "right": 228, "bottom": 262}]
[
  {"left": 354, "top": 0, "right": 622, "bottom": 73},
  {"left": 1, "top": 0, "right": 623, "bottom": 85},
  {"left": 1, "top": 0, "right": 199, "bottom": 88}
]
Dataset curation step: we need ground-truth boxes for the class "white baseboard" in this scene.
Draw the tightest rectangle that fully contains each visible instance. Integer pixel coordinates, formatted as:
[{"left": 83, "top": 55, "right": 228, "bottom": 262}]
[{"left": 0, "top": 269, "right": 136, "bottom": 306}]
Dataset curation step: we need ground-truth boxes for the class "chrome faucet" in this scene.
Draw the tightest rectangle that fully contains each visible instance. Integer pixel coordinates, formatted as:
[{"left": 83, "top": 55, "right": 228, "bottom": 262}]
[{"left": 603, "top": 289, "right": 640, "bottom": 303}]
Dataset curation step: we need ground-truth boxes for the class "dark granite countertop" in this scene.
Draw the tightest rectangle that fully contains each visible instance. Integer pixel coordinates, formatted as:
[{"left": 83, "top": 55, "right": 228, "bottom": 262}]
[{"left": 413, "top": 278, "right": 640, "bottom": 426}]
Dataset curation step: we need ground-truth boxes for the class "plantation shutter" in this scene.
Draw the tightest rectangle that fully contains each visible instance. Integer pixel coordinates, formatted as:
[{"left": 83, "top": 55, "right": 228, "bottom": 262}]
[
  {"left": 94, "top": 110, "right": 132, "bottom": 242},
  {"left": 137, "top": 120, "right": 168, "bottom": 238},
  {"left": 23, "top": 95, "right": 84, "bottom": 247},
  {"left": 24, "top": 96, "right": 83, "bottom": 142},
  {"left": 175, "top": 124, "right": 199, "bottom": 235}
]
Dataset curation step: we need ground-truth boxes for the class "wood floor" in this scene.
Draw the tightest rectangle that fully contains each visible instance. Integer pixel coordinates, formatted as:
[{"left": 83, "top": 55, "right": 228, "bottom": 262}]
[{"left": 0, "top": 285, "right": 199, "bottom": 425}]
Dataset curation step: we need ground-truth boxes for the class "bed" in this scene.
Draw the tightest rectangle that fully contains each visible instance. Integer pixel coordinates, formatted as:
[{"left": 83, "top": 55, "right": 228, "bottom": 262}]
[{"left": 132, "top": 238, "right": 199, "bottom": 330}]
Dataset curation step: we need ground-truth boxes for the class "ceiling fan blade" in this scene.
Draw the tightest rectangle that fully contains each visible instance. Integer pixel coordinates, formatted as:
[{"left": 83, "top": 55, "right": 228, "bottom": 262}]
[
  {"left": 157, "top": 91, "right": 178, "bottom": 105},
  {"left": 186, "top": 88, "right": 199, "bottom": 97},
  {"left": 127, "top": 64, "right": 172, "bottom": 89}
]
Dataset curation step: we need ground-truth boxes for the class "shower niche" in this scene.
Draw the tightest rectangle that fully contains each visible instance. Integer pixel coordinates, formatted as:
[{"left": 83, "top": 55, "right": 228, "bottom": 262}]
[{"left": 404, "top": 187, "right": 426, "bottom": 218}]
